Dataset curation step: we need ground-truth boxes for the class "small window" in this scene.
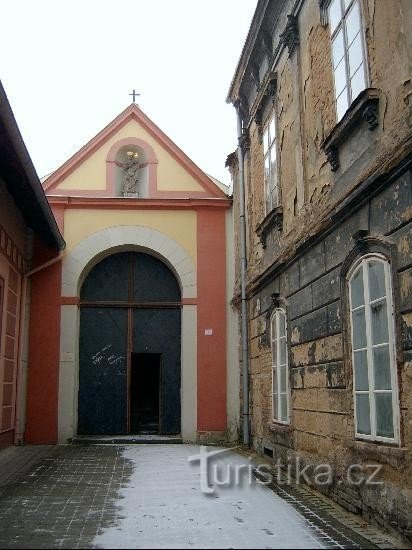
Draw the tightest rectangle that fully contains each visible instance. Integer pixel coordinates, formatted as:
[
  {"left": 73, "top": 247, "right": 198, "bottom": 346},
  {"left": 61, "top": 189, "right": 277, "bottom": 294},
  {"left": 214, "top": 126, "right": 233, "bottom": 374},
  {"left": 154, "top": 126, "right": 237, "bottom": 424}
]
[
  {"left": 328, "top": 0, "right": 368, "bottom": 120},
  {"left": 348, "top": 255, "right": 399, "bottom": 442},
  {"left": 270, "top": 309, "right": 289, "bottom": 423},
  {"left": 264, "top": 114, "right": 280, "bottom": 213}
]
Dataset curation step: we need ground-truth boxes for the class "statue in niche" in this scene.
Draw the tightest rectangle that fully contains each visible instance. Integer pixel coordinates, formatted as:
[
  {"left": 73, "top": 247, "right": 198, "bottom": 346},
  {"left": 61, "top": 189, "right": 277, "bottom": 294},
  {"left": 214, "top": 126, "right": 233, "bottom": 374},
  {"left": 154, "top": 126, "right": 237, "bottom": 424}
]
[{"left": 116, "top": 151, "right": 141, "bottom": 196}]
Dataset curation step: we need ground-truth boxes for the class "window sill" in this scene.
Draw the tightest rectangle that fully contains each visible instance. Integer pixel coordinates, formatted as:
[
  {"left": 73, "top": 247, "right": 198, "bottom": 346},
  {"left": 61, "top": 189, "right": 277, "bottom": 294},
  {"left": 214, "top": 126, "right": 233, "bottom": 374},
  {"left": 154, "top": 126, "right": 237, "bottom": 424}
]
[
  {"left": 268, "top": 421, "right": 292, "bottom": 434},
  {"left": 348, "top": 439, "right": 408, "bottom": 470},
  {"left": 322, "top": 88, "right": 380, "bottom": 172},
  {"left": 256, "top": 206, "right": 283, "bottom": 248}
]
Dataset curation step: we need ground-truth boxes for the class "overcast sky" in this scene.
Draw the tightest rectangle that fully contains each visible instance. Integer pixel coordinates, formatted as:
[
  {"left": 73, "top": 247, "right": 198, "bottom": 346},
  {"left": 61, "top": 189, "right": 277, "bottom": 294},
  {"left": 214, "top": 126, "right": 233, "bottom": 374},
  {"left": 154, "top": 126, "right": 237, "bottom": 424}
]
[{"left": 1, "top": 0, "right": 256, "bottom": 186}]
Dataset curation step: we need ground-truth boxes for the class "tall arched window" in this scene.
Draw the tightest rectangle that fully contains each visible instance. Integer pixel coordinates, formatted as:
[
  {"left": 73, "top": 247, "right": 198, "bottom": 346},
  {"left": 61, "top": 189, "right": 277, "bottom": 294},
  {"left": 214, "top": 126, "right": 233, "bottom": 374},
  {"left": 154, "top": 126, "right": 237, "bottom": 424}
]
[
  {"left": 348, "top": 254, "right": 399, "bottom": 442},
  {"left": 270, "top": 308, "right": 289, "bottom": 423}
]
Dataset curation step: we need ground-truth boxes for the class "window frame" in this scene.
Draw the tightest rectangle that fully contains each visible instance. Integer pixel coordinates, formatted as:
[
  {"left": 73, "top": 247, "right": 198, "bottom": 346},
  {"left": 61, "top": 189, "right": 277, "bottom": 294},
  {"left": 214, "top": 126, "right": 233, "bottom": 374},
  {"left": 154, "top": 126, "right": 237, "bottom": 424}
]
[
  {"left": 270, "top": 308, "right": 290, "bottom": 424},
  {"left": 348, "top": 254, "right": 400, "bottom": 444},
  {"left": 328, "top": 0, "right": 369, "bottom": 121},
  {"left": 263, "top": 112, "right": 280, "bottom": 215}
]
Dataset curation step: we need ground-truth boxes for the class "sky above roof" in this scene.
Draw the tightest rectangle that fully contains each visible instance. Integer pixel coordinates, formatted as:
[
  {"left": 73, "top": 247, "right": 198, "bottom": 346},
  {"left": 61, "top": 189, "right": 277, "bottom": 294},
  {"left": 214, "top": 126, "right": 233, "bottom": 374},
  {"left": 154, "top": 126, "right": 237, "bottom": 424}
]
[{"left": 1, "top": 0, "right": 256, "bottom": 186}]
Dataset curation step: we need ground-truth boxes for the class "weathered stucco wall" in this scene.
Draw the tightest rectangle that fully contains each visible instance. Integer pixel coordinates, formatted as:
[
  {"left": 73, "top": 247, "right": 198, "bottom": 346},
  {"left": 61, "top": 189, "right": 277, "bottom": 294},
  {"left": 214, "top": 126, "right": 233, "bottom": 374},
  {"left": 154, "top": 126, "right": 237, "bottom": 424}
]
[{"left": 229, "top": 0, "right": 412, "bottom": 540}]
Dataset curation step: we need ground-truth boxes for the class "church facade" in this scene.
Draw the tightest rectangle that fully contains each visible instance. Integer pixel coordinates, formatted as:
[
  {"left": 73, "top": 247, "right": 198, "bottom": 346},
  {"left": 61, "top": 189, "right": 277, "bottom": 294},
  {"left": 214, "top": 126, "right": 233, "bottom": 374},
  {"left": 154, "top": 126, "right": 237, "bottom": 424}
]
[{"left": 25, "top": 104, "right": 238, "bottom": 444}]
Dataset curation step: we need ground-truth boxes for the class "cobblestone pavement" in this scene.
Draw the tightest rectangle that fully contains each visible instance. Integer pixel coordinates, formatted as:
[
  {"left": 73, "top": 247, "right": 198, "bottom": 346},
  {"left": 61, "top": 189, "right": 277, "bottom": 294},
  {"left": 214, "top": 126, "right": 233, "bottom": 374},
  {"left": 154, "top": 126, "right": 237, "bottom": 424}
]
[{"left": 0, "top": 444, "right": 401, "bottom": 549}]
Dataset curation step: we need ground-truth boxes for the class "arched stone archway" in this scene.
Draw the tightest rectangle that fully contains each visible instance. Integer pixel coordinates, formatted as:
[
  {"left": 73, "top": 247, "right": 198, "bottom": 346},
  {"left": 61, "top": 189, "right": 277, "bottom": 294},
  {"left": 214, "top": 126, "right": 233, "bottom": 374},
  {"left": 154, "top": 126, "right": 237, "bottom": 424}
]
[{"left": 58, "top": 226, "right": 197, "bottom": 443}]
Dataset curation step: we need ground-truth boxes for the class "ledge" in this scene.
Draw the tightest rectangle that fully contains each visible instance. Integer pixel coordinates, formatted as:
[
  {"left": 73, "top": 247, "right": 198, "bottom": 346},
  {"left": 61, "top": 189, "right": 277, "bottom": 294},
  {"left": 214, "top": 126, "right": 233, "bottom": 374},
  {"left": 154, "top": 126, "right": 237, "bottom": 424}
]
[
  {"left": 268, "top": 421, "right": 293, "bottom": 434},
  {"left": 322, "top": 88, "right": 380, "bottom": 172},
  {"left": 256, "top": 206, "right": 283, "bottom": 248},
  {"left": 348, "top": 439, "right": 409, "bottom": 470}
]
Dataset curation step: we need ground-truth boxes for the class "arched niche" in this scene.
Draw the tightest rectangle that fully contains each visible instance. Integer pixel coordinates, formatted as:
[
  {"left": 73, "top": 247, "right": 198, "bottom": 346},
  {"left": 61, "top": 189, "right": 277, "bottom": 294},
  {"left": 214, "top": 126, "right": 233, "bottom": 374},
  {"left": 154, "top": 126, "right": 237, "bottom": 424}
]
[{"left": 106, "top": 137, "right": 158, "bottom": 198}]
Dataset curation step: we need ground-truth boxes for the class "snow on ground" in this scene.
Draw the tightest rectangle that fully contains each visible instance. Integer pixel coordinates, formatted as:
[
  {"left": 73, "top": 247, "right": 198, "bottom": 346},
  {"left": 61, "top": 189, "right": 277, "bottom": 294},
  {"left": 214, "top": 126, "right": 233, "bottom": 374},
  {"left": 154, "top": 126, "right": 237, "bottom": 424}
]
[{"left": 93, "top": 444, "right": 322, "bottom": 549}]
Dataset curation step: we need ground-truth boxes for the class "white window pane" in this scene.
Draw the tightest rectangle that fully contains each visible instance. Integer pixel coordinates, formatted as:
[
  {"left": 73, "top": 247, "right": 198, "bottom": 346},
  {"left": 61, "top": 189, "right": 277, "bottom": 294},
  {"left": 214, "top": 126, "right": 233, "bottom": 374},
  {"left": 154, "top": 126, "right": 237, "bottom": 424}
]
[
  {"left": 346, "top": 1, "right": 361, "bottom": 46},
  {"left": 270, "top": 144, "right": 277, "bottom": 165},
  {"left": 344, "top": 0, "right": 354, "bottom": 11},
  {"left": 334, "top": 58, "right": 348, "bottom": 96},
  {"left": 263, "top": 129, "right": 269, "bottom": 154},
  {"left": 375, "top": 393, "right": 394, "bottom": 438},
  {"left": 270, "top": 188, "right": 279, "bottom": 210},
  {"left": 373, "top": 345, "right": 392, "bottom": 390},
  {"left": 348, "top": 33, "right": 363, "bottom": 77},
  {"left": 329, "top": 0, "right": 342, "bottom": 34},
  {"left": 354, "top": 349, "right": 369, "bottom": 391},
  {"left": 269, "top": 117, "right": 276, "bottom": 143},
  {"left": 350, "top": 64, "right": 366, "bottom": 101},
  {"left": 272, "top": 368, "right": 278, "bottom": 394},
  {"left": 271, "top": 340, "right": 277, "bottom": 365},
  {"left": 350, "top": 266, "right": 364, "bottom": 308},
  {"left": 264, "top": 155, "right": 270, "bottom": 185},
  {"left": 270, "top": 158, "right": 277, "bottom": 191},
  {"left": 273, "top": 394, "right": 278, "bottom": 420},
  {"left": 278, "top": 312, "right": 286, "bottom": 337},
  {"left": 280, "top": 394, "right": 288, "bottom": 421},
  {"left": 336, "top": 88, "right": 349, "bottom": 119},
  {"left": 356, "top": 394, "right": 371, "bottom": 435},
  {"left": 368, "top": 261, "right": 386, "bottom": 301},
  {"left": 280, "top": 365, "right": 287, "bottom": 392},
  {"left": 332, "top": 29, "right": 345, "bottom": 68},
  {"left": 279, "top": 338, "right": 287, "bottom": 366},
  {"left": 352, "top": 307, "right": 367, "bottom": 349},
  {"left": 371, "top": 300, "right": 389, "bottom": 345}
]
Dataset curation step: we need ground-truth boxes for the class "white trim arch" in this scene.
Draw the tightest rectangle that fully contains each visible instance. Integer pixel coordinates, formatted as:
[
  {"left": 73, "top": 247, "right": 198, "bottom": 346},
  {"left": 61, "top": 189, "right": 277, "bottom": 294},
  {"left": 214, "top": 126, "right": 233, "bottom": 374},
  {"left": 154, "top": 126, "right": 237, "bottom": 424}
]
[
  {"left": 58, "top": 226, "right": 197, "bottom": 443},
  {"left": 61, "top": 225, "right": 196, "bottom": 299}
]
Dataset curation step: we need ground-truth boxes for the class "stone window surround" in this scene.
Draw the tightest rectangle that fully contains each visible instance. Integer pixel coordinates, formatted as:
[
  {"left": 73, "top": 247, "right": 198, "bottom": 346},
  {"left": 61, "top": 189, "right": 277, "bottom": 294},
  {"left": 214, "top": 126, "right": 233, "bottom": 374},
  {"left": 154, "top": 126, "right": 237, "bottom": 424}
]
[
  {"left": 322, "top": 88, "right": 380, "bottom": 172},
  {"left": 347, "top": 253, "right": 399, "bottom": 444},
  {"left": 270, "top": 308, "right": 290, "bottom": 425},
  {"left": 340, "top": 233, "right": 404, "bottom": 448},
  {"left": 327, "top": 0, "right": 369, "bottom": 122}
]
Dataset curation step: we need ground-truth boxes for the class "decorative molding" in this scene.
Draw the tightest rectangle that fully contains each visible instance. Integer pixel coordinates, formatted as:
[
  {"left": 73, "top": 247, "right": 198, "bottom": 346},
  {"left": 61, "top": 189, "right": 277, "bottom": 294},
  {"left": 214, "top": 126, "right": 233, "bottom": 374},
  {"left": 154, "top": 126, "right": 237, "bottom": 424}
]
[
  {"left": 239, "top": 129, "right": 251, "bottom": 154},
  {"left": 250, "top": 63, "right": 260, "bottom": 91},
  {"left": 254, "top": 107, "right": 263, "bottom": 141},
  {"left": 256, "top": 206, "right": 283, "bottom": 248},
  {"left": 266, "top": 76, "right": 277, "bottom": 100},
  {"left": 362, "top": 104, "right": 379, "bottom": 130},
  {"left": 325, "top": 145, "right": 340, "bottom": 172},
  {"left": 322, "top": 88, "right": 380, "bottom": 172},
  {"left": 225, "top": 152, "right": 238, "bottom": 169},
  {"left": 261, "top": 292, "right": 285, "bottom": 347},
  {"left": 280, "top": 15, "right": 300, "bottom": 56},
  {"left": 318, "top": 0, "right": 331, "bottom": 26},
  {"left": 352, "top": 229, "right": 370, "bottom": 254},
  {"left": 262, "top": 30, "right": 273, "bottom": 61}
]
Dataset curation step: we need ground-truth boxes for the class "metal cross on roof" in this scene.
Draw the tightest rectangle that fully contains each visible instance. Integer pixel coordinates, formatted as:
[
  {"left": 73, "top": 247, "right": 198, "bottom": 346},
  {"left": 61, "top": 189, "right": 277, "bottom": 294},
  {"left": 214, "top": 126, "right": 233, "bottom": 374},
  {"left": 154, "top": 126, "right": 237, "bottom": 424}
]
[{"left": 129, "top": 89, "right": 140, "bottom": 103}]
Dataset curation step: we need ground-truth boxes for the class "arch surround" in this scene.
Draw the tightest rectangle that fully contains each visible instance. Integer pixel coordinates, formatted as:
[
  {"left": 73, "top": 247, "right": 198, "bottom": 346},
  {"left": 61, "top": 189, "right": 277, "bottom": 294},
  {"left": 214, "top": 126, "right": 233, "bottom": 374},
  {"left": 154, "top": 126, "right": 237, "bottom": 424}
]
[
  {"left": 58, "top": 226, "right": 197, "bottom": 443},
  {"left": 62, "top": 225, "right": 196, "bottom": 299}
]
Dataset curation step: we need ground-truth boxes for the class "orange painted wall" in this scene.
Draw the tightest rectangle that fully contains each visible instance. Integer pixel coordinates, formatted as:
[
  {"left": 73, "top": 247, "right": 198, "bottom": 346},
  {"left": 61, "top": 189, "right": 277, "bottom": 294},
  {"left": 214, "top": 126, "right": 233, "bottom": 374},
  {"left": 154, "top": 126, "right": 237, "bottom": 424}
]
[
  {"left": 25, "top": 237, "right": 62, "bottom": 444},
  {"left": 197, "top": 209, "right": 227, "bottom": 432}
]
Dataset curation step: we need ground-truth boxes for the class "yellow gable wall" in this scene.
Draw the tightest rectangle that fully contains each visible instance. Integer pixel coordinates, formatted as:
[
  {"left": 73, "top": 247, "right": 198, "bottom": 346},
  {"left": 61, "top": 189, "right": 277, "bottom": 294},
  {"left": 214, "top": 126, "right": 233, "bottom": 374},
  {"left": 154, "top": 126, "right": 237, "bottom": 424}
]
[
  {"left": 56, "top": 119, "right": 204, "bottom": 193},
  {"left": 63, "top": 209, "right": 197, "bottom": 266}
]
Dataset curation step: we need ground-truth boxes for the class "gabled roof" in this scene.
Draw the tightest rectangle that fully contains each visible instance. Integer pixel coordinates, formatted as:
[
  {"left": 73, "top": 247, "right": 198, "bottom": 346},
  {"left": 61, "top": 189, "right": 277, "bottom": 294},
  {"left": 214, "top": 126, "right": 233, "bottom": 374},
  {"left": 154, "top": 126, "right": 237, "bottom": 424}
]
[
  {"left": 43, "top": 104, "right": 227, "bottom": 198},
  {"left": 0, "top": 80, "right": 65, "bottom": 250}
]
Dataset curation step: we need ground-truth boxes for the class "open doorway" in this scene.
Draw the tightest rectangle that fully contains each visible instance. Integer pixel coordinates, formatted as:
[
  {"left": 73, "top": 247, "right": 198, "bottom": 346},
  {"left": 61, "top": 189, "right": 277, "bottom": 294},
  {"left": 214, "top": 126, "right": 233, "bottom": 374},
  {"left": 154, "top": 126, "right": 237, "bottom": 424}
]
[{"left": 130, "top": 353, "right": 161, "bottom": 434}]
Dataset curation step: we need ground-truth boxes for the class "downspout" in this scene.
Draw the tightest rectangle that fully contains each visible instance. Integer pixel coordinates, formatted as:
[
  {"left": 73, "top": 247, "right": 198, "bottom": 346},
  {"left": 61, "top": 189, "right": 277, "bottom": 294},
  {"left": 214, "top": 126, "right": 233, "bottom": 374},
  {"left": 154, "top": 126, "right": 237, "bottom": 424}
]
[
  {"left": 235, "top": 104, "right": 250, "bottom": 446},
  {"left": 14, "top": 250, "right": 64, "bottom": 445}
]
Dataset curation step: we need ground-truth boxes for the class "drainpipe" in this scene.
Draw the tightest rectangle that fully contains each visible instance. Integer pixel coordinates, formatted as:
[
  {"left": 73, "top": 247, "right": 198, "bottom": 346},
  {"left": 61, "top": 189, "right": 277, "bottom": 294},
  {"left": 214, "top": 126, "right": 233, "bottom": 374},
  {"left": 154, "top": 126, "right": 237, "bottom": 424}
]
[
  {"left": 14, "top": 250, "right": 64, "bottom": 445},
  {"left": 235, "top": 104, "right": 250, "bottom": 447}
]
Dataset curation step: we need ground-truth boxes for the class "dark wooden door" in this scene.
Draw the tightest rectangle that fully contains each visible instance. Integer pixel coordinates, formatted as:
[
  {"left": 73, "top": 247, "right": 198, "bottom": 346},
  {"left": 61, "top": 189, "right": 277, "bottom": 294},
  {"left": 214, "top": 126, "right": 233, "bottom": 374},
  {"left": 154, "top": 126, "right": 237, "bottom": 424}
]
[
  {"left": 77, "top": 252, "right": 181, "bottom": 435},
  {"left": 78, "top": 307, "right": 128, "bottom": 434}
]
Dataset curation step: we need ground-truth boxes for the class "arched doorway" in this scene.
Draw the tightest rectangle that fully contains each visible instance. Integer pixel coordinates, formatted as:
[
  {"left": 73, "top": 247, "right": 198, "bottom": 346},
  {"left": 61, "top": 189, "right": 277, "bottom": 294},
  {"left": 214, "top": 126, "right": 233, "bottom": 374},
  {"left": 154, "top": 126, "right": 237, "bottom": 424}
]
[{"left": 77, "top": 251, "right": 181, "bottom": 435}]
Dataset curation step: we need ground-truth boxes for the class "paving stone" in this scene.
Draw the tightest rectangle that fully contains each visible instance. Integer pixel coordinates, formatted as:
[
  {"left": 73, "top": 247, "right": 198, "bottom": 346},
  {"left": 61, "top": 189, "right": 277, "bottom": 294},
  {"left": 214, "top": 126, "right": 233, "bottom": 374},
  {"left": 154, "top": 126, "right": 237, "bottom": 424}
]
[{"left": 0, "top": 444, "right": 404, "bottom": 549}]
